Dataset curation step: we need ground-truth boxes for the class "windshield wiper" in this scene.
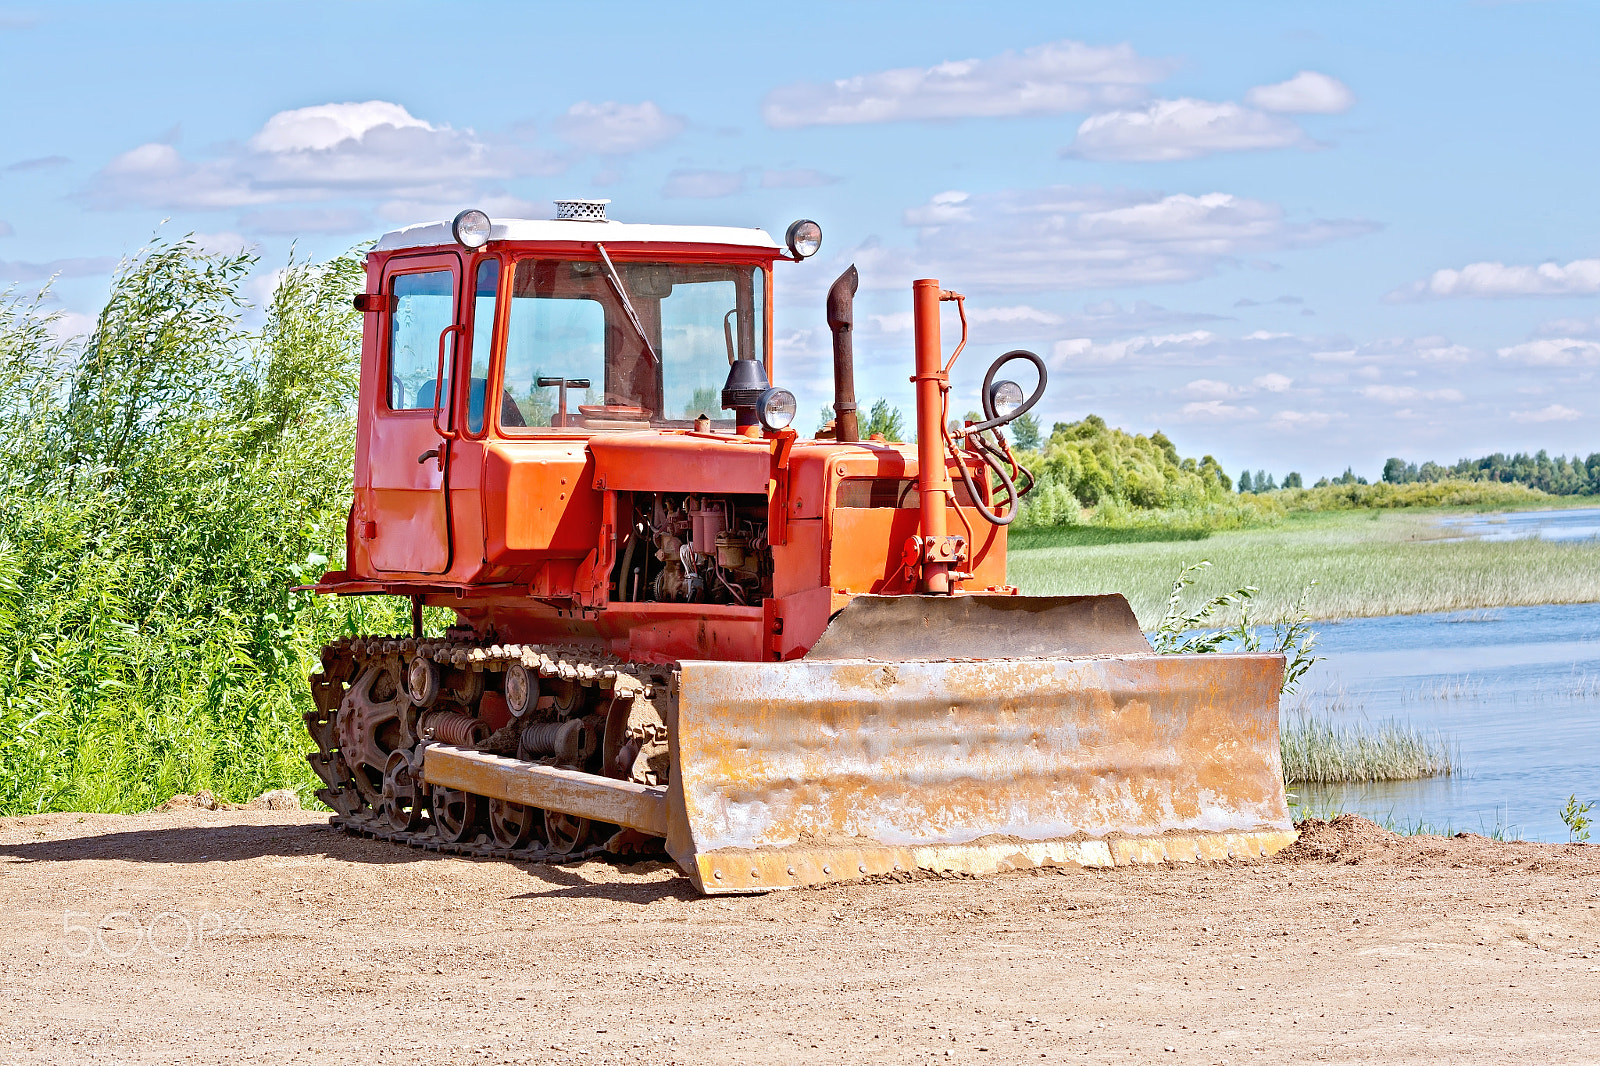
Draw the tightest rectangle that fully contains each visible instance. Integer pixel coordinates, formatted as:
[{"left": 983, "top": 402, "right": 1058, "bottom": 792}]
[{"left": 595, "top": 243, "right": 658, "bottom": 365}]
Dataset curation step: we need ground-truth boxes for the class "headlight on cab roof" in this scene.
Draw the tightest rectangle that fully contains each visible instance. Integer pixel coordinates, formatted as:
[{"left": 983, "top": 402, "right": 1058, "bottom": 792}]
[
  {"left": 785, "top": 219, "right": 822, "bottom": 259},
  {"left": 452, "top": 208, "right": 492, "bottom": 249}
]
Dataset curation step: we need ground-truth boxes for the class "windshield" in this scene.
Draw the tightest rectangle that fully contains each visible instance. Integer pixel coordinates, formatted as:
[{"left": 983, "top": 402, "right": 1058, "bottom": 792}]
[{"left": 497, "top": 258, "right": 766, "bottom": 432}]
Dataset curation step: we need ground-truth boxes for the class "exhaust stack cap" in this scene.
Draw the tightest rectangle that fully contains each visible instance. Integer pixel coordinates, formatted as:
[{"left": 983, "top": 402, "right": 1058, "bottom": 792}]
[{"left": 554, "top": 199, "right": 611, "bottom": 222}]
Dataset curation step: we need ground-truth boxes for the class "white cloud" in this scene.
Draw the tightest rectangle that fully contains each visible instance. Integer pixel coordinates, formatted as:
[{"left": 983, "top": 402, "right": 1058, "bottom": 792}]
[
  {"left": 759, "top": 168, "right": 839, "bottom": 189},
  {"left": 1414, "top": 342, "right": 1473, "bottom": 363},
  {"left": 555, "top": 100, "right": 685, "bottom": 154},
  {"left": 248, "top": 100, "right": 429, "bottom": 153},
  {"left": 1067, "top": 98, "right": 1309, "bottom": 162},
  {"left": 662, "top": 169, "right": 747, "bottom": 199},
  {"left": 3, "top": 155, "right": 70, "bottom": 173},
  {"left": 0, "top": 255, "right": 119, "bottom": 282},
  {"left": 238, "top": 207, "right": 371, "bottom": 235},
  {"left": 87, "top": 101, "right": 556, "bottom": 214},
  {"left": 1268, "top": 409, "right": 1339, "bottom": 430},
  {"left": 1244, "top": 71, "right": 1355, "bottom": 114},
  {"left": 872, "top": 303, "right": 1064, "bottom": 335},
  {"left": 375, "top": 191, "right": 546, "bottom": 226},
  {"left": 762, "top": 39, "right": 1169, "bottom": 128},
  {"left": 1178, "top": 399, "right": 1258, "bottom": 421},
  {"left": 1058, "top": 299, "right": 1229, "bottom": 337},
  {"left": 245, "top": 266, "right": 290, "bottom": 310},
  {"left": 1511, "top": 404, "right": 1582, "bottom": 422},
  {"left": 1053, "top": 329, "right": 1217, "bottom": 366},
  {"left": 902, "top": 190, "right": 975, "bottom": 227},
  {"left": 1497, "top": 337, "right": 1600, "bottom": 365},
  {"left": 188, "top": 231, "right": 254, "bottom": 255},
  {"left": 1182, "top": 378, "right": 1242, "bottom": 399},
  {"left": 1388, "top": 258, "right": 1600, "bottom": 300},
  {"left": 1253, "top": 372, "right": 1293, "bottom": 392},
  {"left": 1359, "top": 385, "right": 1465, "bottom": 404},
  {"left": 46, "top": 310, "right": 97, "bottom": 342},
  {"left": 889, "top": 185, "right": 1376, "bottom": 292},
  {"left": 1534, "top": 315, "right": 1600, "bottom": 337}
]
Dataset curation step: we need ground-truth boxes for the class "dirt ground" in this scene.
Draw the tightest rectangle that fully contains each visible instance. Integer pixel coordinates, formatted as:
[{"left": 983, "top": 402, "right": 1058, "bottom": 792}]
[{"left": 1, "top": 810, "right": 1597, "bottom": 1065}]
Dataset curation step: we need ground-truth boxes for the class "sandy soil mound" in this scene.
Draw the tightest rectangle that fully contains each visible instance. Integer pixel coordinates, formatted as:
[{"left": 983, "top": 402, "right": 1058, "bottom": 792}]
[{"left": 1281, "top": 813, "right": 1600, "bottom": 874}]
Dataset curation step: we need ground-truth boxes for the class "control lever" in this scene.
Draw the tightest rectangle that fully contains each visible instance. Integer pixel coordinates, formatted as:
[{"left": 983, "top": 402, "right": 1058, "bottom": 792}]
[{"left": 537, "top": 376, "right": 591, "bottom": 427}]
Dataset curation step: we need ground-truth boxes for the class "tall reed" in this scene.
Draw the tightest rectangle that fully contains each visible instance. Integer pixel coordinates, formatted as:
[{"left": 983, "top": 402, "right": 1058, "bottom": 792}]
[{"left": 1280, "top": 715, "right": 1457, "bottom": 784}]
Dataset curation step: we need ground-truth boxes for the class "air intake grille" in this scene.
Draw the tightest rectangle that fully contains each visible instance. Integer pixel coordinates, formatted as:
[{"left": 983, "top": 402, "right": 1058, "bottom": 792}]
[{"left": 554, "top": 199, "right": 610, "bottom": 222}]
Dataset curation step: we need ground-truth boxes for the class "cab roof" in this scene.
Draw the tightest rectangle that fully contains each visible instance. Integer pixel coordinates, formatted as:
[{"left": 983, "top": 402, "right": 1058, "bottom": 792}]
[{"left": 374, "top": 218, "right": 783, "bottom": 253}]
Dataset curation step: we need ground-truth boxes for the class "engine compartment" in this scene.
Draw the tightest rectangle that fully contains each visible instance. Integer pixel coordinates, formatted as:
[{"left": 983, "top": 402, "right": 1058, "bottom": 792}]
[{"left": 612, "top": 492, "right": 772, "bottom": 606}]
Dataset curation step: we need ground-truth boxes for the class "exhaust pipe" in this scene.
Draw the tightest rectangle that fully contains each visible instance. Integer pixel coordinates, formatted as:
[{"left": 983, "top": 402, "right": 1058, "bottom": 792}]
[{"left": 826, "top": 265, "right": 860, "bottom": 443}]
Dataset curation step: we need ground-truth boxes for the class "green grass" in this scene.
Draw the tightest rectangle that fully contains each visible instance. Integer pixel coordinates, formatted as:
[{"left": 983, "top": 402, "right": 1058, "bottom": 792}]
[
  {"left": 1009, "top": 508, "right": 1600, "bottom": 626},
  {"left": 1280, "top": 714, "right": 1458, "bottom": 784}
]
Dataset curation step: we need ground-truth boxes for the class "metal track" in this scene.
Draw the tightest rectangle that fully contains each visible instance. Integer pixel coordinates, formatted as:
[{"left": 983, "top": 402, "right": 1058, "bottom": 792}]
[{"left": 306, "top": 634, "right": 667, "bottom": 865}]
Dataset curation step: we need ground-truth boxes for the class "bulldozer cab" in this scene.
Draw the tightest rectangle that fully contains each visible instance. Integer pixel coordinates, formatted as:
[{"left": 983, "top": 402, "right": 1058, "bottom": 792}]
[{"left": 350, "top": 212, "right": 782, "bottom": 577}]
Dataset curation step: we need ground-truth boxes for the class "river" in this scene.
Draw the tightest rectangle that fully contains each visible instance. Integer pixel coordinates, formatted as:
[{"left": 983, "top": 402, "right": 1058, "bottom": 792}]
[{"left": 1288, "top": 600, "right": 1600, "bottom": 841}]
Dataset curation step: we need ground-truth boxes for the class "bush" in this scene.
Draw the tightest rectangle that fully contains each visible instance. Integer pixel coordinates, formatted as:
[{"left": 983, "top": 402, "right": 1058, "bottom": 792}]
[
  {"left": 1016, "top": 415, "right": 1266, "bottom": 532},
  {"left": 0, "top": 238, "right": 406, "bottom": 814}
]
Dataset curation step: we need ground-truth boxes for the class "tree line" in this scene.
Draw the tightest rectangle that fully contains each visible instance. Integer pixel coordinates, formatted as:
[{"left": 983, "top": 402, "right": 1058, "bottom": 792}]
[{"left": 1383, "top": 451, "right": 1600, "bottom": 495}]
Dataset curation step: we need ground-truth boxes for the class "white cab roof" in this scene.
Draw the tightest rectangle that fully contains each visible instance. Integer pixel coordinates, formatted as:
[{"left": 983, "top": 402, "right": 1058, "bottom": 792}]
[{"left": 375, "top": 218, "right": 782, "bottom": 253}]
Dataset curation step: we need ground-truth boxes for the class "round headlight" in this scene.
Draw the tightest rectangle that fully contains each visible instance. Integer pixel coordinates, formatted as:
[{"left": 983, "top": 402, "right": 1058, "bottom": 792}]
[
  {"left": 785, "top": 219, "right": 822, "bottom": 259},
  {"left": 756, "top": 387, "right": 797, "bottom": 431},
  {"left": 452, "top": 208, "right": 492, "bottom": 249},
  {"left": 989, "top": 380, "right": 1025, "bottom": 420}
]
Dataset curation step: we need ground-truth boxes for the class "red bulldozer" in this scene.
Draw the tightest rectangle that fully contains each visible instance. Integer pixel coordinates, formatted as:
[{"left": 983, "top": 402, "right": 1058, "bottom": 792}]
[{"left": 304, "top": 200, "right": 1294, "bottom": 894}]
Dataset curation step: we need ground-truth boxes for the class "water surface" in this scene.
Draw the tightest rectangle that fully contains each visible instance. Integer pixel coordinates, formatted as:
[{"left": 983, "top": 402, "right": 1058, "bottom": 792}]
[
  {"left": 1435, "top": 505, "right": 1600, "bottom": 543},
  {"left": 1289, "top": 602, "right": 1600, "bottom": 841}
]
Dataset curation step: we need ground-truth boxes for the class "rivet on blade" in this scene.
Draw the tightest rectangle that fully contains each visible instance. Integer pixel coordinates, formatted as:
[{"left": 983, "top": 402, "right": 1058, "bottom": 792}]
[
  {"left": 823, "top": 865, "right": 831, "bottom": 874},
  {"left": 858, "top": 864, "right": 866, "bottom": 873},
  {"left": 786, "top": 866, "right": 796, "bottom": 876},
  {"left": 713, "top": 870, "right": 722, "bottom": 879},
  {"left": 750, "top": 868, "right": 759, "bottom": 878}
]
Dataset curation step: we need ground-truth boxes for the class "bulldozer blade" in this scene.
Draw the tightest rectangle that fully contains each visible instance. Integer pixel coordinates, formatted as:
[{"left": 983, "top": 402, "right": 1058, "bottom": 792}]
[
  {"left": 804, "top": 593, "right": 1152, "bottom": 661},
  {"left": 666, "top": 649, "right": 1295, "bottom": 895}
]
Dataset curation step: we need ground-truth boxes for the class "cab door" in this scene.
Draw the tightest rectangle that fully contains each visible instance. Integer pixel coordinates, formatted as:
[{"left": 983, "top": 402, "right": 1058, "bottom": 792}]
[{"left": 367, "top": 252, "right": 462, "bottom": 573}]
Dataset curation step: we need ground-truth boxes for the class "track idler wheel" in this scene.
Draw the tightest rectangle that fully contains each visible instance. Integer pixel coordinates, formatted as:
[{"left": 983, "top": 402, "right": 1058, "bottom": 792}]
[
  {"left": 505, "top": 662, "right": 537, "bottom": 718},
  {"left": 430, "top": 784, "right": 484, "bottom": 844},
  {"left": 381, "top": 751, "right": 426, "bottom": 832},
  {"left": 544, "top": 810, "right": 592, "bottom": 855},
  {"left": 487, "top": 798, "right": 541, "bottom": 849},
  {"left": 408, "top": 656, "right": 440, "bottom": 707}
]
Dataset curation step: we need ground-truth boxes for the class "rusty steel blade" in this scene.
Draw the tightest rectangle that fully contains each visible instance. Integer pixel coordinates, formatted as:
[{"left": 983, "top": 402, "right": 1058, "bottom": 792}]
[
  {"left": 666, "top": 651, "right": 1294, "bottom": 894},
  {"left": 804, "top": 593, "right": 1152, "bottom": 661}
]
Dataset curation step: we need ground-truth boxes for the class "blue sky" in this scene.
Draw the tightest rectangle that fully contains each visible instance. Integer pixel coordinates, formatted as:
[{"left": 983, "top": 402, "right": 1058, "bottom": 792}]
[{"left": 3, "top": 1, "right": 1598, "bottom": 480}]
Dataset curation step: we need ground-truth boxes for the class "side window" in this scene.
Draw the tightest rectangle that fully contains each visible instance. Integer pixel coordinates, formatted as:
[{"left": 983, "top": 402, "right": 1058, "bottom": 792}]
[
  {"left": 387, "top": 269, "right": 455, "bottom": 411},
  {"left": 467, "top": 259, "right": 498, "bottom": 434}
]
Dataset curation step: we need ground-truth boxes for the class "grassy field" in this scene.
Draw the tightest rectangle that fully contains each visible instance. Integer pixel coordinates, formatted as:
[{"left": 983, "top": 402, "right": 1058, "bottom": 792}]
[{"left": 1008, "top": 506, "right": 1600, "bottom": 626}]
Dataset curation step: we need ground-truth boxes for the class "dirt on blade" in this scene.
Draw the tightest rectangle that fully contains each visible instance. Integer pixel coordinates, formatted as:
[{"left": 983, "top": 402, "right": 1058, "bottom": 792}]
[{"left": 1, "top": 808, "right": 1598, "bottom": 1065}]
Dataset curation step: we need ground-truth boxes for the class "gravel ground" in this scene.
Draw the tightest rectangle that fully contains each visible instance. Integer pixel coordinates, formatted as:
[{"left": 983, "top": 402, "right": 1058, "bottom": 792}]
[{"left": 1, "top": 809, "right": 1597, "bottom": 1065}]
